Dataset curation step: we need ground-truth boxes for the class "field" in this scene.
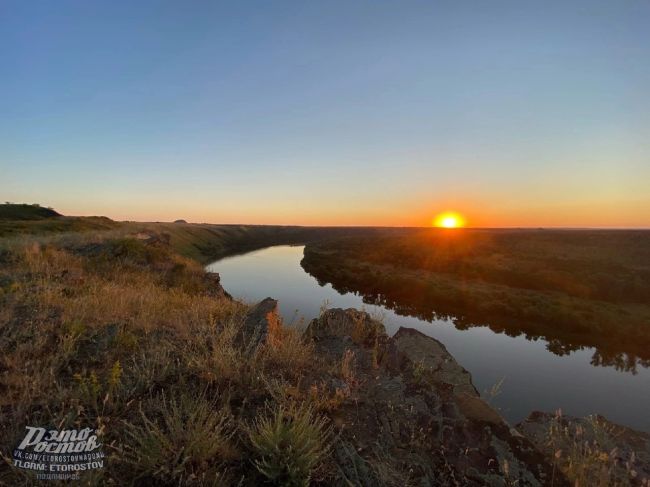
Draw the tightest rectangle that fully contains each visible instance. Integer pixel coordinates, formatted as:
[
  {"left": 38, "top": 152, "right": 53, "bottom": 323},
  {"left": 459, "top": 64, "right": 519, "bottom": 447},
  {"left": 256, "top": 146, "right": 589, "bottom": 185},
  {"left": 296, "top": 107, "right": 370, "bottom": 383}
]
[{"left": 302, "top": 228, "right": 650, "bottom": 371}]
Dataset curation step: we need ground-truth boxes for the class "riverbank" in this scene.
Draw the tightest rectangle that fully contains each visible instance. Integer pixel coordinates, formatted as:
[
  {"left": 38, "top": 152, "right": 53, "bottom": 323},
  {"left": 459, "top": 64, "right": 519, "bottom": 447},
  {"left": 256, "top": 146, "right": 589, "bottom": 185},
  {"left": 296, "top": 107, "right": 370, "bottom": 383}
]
[{"left": 0, "top": 203, "right": 406, "bottom": 263}]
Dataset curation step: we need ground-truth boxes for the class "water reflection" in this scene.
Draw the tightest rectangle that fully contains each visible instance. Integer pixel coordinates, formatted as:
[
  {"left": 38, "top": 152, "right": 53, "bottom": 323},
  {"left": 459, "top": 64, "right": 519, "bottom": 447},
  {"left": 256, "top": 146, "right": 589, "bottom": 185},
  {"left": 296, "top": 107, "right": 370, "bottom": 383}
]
[{"left": 304, "top": 265, "right": 650, "bottom": 375}]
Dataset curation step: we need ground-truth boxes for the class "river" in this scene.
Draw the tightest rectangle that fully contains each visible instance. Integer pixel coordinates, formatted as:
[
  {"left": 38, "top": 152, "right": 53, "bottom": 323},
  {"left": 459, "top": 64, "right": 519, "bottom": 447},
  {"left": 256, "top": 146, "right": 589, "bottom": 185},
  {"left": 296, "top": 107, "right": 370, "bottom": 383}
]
[{"left": 207, "top": 244, "right": 650, "bottom": 432}]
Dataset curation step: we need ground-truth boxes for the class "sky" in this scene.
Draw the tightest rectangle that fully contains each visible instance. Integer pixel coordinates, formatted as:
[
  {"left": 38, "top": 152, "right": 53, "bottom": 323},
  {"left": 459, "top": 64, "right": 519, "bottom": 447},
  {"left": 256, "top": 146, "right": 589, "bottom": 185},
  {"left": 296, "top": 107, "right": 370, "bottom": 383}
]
[{"left": 1, "top": 1, "right": 649, "bottom": 227}]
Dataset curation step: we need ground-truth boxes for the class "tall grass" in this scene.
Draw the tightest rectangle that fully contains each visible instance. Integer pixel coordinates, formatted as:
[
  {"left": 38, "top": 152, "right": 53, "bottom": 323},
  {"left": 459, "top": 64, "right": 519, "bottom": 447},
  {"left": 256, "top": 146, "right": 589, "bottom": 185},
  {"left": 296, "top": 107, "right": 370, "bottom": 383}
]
[
  {"left": 122, "top": 393, "right": 237, "bottom": 485},
  {"left": 0, "top": 230, "right": 331, "bottom": 485},
  {"left": 546, "top": 410, "right": 642, "bottom": 487}
]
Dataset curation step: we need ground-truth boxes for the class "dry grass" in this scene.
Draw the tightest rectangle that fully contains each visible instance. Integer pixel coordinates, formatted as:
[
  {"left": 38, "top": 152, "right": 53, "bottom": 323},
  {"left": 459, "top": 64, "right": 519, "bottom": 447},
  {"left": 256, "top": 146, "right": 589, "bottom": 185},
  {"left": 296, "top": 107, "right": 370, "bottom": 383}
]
[
  {"left": 0, "top": 230, "right": 335, "bottom": 485},
  {"left": 546, "top": 410, "right": 644, "bottom": 487},
  {"left": 121, "top": 392, "right": 237, "bottom": 485}
]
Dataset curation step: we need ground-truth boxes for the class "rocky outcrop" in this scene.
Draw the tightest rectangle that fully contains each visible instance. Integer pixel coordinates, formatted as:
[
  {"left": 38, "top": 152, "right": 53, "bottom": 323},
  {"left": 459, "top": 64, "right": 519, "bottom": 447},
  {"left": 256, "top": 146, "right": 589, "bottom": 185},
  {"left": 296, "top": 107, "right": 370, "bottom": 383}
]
[
  {"left": 242, "top": 297, "right": 282, "bottom": 347},
  {"left": 391, "top": 326, "right": 478, "bottom": 397},
  {"left": 203, "top": 271, "right": 231, "bottom": 299},
  {"left": 305, "top": 308, "right": 386, "bottom": 346},
  {"left": 225, "top": 298, "right": 649, "bottom": 485},
  {"left": 246, "top": 304, "right": 649, "bottom": 485},
  {"left": 305, "top": 308, "right": 566, "bottom": 486}
]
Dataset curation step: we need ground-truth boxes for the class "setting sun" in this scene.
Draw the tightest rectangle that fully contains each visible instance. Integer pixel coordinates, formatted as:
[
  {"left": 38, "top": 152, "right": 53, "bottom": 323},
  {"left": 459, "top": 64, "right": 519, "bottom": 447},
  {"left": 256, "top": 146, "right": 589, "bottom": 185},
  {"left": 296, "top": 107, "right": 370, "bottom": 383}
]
[{"left": 433, "top": 212, "right": 465, "bottom": 228}]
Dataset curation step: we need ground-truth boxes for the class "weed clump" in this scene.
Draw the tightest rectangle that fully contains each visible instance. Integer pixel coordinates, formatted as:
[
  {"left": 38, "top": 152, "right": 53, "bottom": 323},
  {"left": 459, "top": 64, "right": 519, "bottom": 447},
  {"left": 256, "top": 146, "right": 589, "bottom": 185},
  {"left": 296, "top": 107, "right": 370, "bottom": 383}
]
[
  {"left": 122, "top": 393, "right": 236, "bottom": 485},
  {"left": 248, "top": 402, "right": 332, "bottom": 486},
  {"left": 546, "top": 410, "right": 643, "bottom": 487}
]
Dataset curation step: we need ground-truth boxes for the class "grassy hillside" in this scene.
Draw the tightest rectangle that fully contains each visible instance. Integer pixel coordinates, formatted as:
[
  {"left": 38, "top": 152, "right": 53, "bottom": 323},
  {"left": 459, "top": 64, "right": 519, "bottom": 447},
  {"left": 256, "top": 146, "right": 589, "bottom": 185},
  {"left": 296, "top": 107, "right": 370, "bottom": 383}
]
[
  {"left": 0, "top": 204, "right": 325, "bottom": 262},
  {"left": 0, "top": 204, "right": 411, "bottom": 263},
  {"left": 0, "top": 205, "right": 118, "bottom": 238},
  {"left": 0, "top": 211, "right": 414, "bottom": 485},
  {"left": 0, "top": 225, "right": 332, "bottom": 485},
  {"left": 0, "top": 203, "right": 61, "bottom": 220},
  {"left": 135, "top": 222, "right": 326, "bottom": 263}
]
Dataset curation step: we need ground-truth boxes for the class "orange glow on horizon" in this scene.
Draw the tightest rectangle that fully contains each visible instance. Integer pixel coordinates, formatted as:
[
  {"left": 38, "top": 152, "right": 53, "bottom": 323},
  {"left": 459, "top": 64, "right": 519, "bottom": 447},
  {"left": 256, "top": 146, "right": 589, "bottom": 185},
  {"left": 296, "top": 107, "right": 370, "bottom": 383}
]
[
  {"left": 433, "top": 212, "right": 465, "bottom": 228},
  {"left": 43, "top": 198, "right": 650, "bottom": 229}
]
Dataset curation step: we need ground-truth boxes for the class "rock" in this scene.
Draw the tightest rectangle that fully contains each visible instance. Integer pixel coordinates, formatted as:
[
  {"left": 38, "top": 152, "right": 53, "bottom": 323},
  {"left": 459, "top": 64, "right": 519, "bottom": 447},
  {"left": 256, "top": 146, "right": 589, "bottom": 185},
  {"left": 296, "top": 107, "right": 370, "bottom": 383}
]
[
  {"left": 518, "top": 411, "right": 650, "bottom": 485},
  {"left": 134, "top": 231, "right": 156, "bottom": 242},
  {"left": 173, "top": 219, "right": 187, "bottom": 224},
  {"left": 132, "top": 231, "right": 170, "bottom": 245},
  {"left": 303, "top": 308, "right": 565, "bottom": 486},
  {"left": 304, "top": 308, "right": 386, "bottom": 346},
  {"left": 203, "top": 271, "right": 231, "bottom": 299},
  {"left": 242, "top": 297, "right": 281, "bottom": 347},
  {"left": 456, "top": 392, "right": 504, "bottom": 425},
  {"left": 391, "top": 326, "right": 478, "bottom": 397}
]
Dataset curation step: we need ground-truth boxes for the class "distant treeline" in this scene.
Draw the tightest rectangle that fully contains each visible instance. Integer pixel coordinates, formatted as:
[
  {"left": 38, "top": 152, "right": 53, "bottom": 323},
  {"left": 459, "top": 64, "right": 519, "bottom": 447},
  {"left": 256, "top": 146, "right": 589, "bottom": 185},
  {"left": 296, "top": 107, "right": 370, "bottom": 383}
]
[{"left": 301, "top": 229, "right": 650, "bottom": 372}]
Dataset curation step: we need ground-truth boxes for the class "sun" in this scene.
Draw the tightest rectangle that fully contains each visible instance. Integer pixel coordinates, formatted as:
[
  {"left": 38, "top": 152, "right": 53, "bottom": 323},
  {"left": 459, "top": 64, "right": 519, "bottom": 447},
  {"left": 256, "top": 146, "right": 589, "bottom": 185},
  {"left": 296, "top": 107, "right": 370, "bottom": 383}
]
[{"left": 433, "top": 212, "right": 465, "bottom": 228}]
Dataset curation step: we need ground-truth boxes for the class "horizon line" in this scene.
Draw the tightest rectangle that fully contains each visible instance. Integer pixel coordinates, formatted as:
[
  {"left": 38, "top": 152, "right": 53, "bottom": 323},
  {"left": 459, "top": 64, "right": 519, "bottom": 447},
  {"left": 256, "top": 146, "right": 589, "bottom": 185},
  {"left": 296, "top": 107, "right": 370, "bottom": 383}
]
[{"left": 118, "top": 219, "right": 650, "bottom": 231}]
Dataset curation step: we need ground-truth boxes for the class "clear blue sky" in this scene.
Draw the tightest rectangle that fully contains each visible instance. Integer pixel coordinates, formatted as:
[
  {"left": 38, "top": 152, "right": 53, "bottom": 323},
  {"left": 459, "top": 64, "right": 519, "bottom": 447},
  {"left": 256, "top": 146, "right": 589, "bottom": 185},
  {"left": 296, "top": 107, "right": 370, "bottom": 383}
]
[{"left": 2, "top": 1, "right": 649, "bottom": 226}]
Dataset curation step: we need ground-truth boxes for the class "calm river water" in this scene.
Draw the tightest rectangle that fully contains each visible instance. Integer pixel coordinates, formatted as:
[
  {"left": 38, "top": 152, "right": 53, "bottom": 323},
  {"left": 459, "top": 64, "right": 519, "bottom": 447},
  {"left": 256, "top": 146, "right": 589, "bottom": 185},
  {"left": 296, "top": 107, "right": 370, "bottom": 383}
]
[{"left": 207, "top": 245, "right": 650, "bottom": 432}]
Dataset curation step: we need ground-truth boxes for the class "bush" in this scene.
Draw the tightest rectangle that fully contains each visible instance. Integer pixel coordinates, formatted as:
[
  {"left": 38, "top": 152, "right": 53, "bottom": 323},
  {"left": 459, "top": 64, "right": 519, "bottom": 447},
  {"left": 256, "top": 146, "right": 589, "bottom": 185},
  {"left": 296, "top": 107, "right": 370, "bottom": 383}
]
[{"left": 248, "top": 402, "right": 332, "bottom": 486}]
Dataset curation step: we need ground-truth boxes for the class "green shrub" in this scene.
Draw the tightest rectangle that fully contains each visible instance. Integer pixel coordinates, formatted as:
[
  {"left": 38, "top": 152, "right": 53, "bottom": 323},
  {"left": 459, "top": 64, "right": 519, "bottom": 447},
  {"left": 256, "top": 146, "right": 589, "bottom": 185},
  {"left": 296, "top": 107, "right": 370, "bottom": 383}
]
[{"left": 248, "top": 402, "right": 332, "bottom": 486}]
